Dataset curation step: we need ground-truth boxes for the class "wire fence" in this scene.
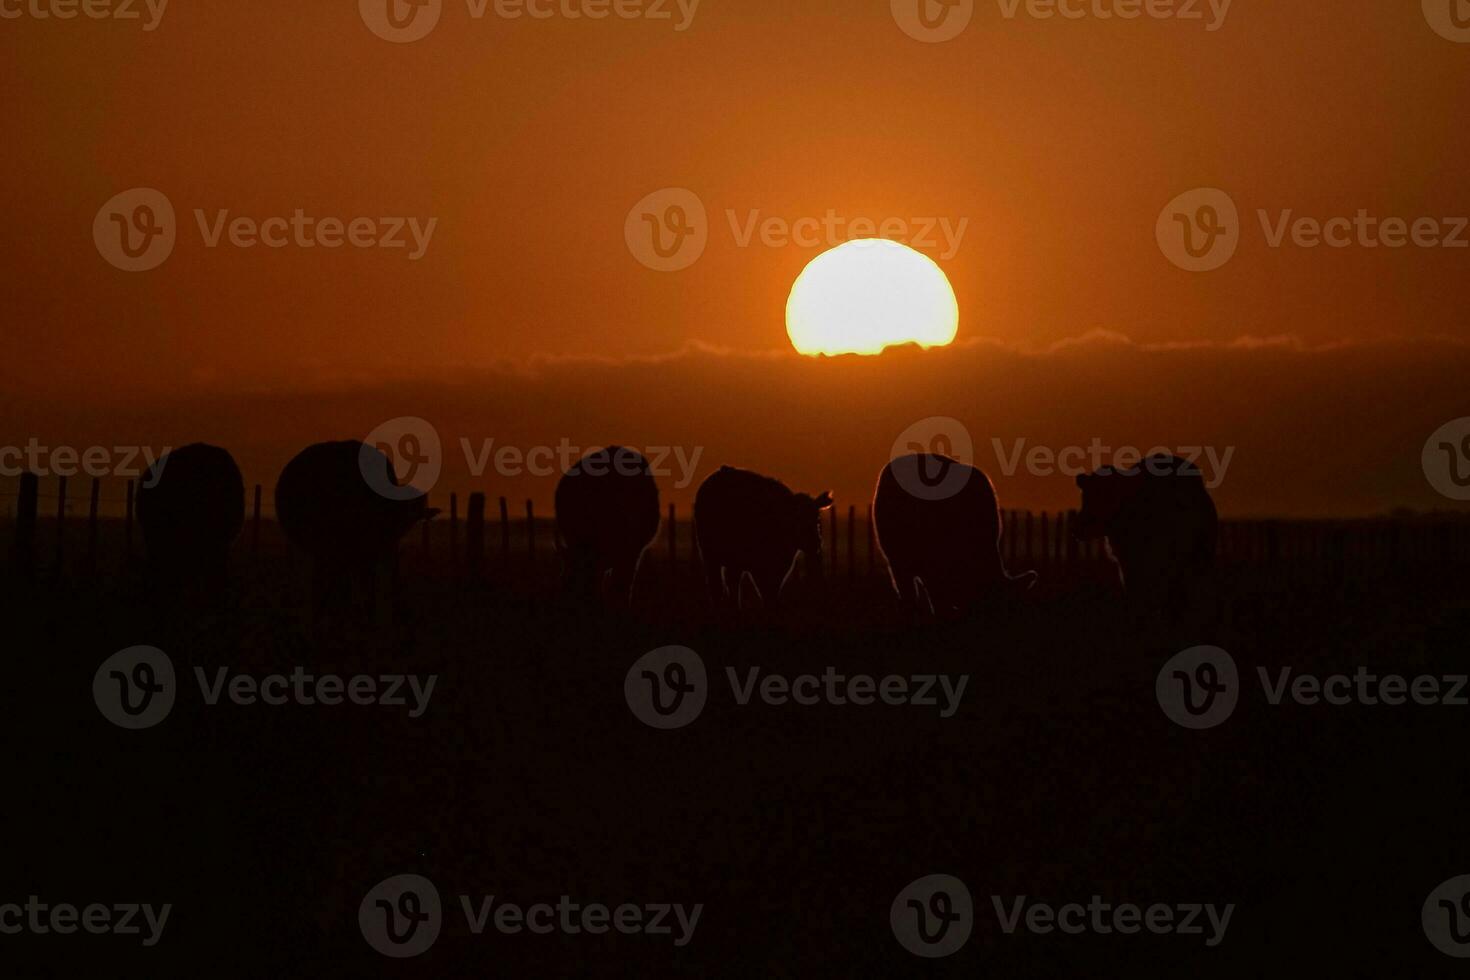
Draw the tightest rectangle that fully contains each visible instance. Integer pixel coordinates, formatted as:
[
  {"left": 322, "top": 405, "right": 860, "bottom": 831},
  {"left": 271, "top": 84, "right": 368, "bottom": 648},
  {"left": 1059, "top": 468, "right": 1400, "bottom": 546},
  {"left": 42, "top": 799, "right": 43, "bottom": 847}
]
[{"left": 5, "top": 474, "right": 1470, "bottom": 589}]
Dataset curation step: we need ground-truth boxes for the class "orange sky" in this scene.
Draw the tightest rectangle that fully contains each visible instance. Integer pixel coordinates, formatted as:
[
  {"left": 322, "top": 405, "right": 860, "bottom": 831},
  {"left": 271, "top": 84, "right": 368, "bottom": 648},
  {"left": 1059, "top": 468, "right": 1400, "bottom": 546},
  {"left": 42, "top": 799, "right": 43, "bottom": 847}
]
[{"left": 2, "top": 2, "right": 1468, "bottom": 515}]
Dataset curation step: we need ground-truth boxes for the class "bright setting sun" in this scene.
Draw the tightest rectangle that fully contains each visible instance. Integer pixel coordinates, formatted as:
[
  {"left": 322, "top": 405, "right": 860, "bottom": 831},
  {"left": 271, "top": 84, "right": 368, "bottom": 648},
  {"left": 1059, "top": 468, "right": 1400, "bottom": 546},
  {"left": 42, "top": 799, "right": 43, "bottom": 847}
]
[{"left": 785, "top": 239, "right": 959, "bottom": 357}]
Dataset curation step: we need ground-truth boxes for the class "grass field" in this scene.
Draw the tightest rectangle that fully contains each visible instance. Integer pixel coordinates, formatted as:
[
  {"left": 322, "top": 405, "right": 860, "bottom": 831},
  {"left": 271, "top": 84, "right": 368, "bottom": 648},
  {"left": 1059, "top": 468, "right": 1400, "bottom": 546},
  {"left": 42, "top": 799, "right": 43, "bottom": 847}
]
[{"left": 6, "top": 518, "right": 1470, "bottom": 975}]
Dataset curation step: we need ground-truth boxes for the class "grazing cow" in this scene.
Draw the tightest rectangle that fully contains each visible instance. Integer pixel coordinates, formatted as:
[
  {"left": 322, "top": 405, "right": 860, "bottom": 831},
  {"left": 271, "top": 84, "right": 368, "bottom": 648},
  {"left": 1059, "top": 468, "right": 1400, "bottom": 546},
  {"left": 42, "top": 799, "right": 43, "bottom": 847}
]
[
  {"left": 554, "top": 446, "right": 661, "bottom": 604},
  {"left": 1074, "top": 454, "right": 1218, "bottom": 631},
  {"left": 694, "top": 466, "right": 833, "bottom": 608},
  {"left": 275, "top": 441, "right": 438, "bottom": 609},
  {"left": 136, "top": 443, "right": 246, "bottom": 591},
  {"left": 873, "top": 453, "right": 1036, "bottom": 617}
]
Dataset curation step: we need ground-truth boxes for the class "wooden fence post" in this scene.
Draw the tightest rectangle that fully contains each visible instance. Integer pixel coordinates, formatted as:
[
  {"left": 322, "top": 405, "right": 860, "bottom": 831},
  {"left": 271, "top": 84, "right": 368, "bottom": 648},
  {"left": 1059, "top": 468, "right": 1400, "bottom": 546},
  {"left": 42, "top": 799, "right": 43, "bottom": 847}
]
[
  {"left": 251, "top": 484, "right": 263, "bottom": 556},
  {"left": 829, "top": 505, "right": 839, "bottom": 577},
  {"left": 86, "top": 478, "right": 101, "bottom": 575},
  {"left": 55, "top": 475, "right": 67, "bottom": 571},
  {"left": 449, "top": 493, "right": 459, "bottom": 572},
  {"left": 467, "top": 492, "right": 486, "bottom": 576},
  {"left": 847, "top": 504, "right": 856, "bottom": 583},
  {"left": 526, "top": 500, "right": 537, "bottom": 569},
  {"left": 499, "top": 496, "right": 510, "bottom": 562},
  {"left": 866, "top": 505, "right": 875, "bottom": 578},
  {"left": 124, "top": 479, "right": 134, "bottom": 561},
  {"left": 14, "top": 472, "right": 38, "bottom": 578}
]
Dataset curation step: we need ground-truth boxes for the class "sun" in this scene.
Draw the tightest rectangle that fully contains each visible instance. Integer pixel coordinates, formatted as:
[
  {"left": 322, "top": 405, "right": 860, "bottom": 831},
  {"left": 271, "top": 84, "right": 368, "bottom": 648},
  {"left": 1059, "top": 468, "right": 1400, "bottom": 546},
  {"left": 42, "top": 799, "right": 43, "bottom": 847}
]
[{"left": 785, "top": 239, "right": 959, "bottom": 356}]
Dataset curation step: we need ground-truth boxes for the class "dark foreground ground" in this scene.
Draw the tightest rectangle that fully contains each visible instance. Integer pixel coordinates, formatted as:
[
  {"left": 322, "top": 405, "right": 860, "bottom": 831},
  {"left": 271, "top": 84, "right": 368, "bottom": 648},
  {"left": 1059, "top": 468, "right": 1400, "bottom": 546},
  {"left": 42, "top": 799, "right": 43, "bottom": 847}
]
[{"left": 5, "top": 531, "right": 1470, "bottom": 977}]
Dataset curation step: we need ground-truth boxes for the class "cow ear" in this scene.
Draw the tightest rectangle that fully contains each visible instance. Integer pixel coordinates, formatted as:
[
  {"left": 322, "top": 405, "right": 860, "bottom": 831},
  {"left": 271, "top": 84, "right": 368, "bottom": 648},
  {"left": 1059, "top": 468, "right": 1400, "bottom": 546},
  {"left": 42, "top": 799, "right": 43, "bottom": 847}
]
[{"left": 814, "top": 491, "right": 834, "bottom": 510}]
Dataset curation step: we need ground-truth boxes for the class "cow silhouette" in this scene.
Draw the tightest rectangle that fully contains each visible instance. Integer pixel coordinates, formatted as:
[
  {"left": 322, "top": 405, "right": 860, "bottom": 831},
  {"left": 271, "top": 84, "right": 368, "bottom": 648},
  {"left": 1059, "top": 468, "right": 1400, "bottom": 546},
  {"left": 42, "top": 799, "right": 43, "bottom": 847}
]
[
  {"left": 694, "top": 465, "right": 832, "bottom": 609},
  {"left": 136, "top": 443, "right": 245, "bottom": 593},
  {"left": 1074, "top": 454, "right": 1218, "bottom": 632},
  {"left": 554, "top": 446, "right": 661, "bottom": 604},
  {"left": 874, "top": 453, "right": 1036, "bottom": 617},
  {"left": 275, "top": 441, "right": 438, "bottom": 611}
]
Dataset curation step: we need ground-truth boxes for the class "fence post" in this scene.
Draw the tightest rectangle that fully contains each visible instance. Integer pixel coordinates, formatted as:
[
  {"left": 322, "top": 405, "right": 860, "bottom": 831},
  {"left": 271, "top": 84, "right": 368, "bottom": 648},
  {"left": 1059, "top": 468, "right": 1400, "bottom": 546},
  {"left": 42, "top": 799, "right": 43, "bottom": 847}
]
[
  {"left": 251, "top": 484, "right": 263, "bottom": 556},
  {"left": 526, "top": 500, "right": 537, "bottom": 570},
  {"left": 449, "top": 493, "right": 459, "bottom": 573},
  {"left": 866, "top": 505, "right": 875, "bottom": 578},
  {"left": 55, "top": 475, "right": 67, "bottom": 572},
  {"left": 124, "top": 479, "right": 134, "bottom": 561},
  {"left": 467, "top": 492, "right": 486, "bottom": 576},
  {"left": 86, "top": 478, "right": 101, "bottom": 576},
  {"left": 829, "top": 505, "right": 838, "bottom": 577},
  {"left": 846, "top": 504, "right": 856, "bottom": 583},
  {"left": 14, "top": 472, "right": 38, "bottom": 578},
  {"left": 499, "top": 496, "right": 510, "bottom": 562}
]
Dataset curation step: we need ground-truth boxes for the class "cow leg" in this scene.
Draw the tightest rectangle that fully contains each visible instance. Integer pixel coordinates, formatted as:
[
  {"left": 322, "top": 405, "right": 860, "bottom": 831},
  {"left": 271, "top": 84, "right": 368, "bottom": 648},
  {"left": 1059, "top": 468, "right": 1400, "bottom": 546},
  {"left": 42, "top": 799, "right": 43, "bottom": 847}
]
[
  {"left": 888, "top": 565, "right": 919, "bottom": 614},
  {"left": 562, "top": 548, "right": 598, "bottom": 600},
  {"left": 754, "top": 563, "right": 788, "bottom": 612},
  {"left": 702, "top": 557, "right": 730, "bottom": 610},
  {"left": 605, "top": 557, "right": 637, "bottom": 608}
]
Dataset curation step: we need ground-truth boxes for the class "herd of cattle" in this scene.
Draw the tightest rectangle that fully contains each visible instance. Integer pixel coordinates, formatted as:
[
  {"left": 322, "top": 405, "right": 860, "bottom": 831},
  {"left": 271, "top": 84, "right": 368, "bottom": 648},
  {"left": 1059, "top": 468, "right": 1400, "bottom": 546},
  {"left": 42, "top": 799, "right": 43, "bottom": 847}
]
[{"left": 132, "top": 440, "right": 1219, "bottom": 620}]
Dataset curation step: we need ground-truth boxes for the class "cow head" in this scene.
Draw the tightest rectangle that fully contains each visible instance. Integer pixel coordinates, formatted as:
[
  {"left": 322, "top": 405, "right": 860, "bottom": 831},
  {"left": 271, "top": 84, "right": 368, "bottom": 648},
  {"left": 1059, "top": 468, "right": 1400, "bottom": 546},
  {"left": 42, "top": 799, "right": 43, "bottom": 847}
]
[
  {"left": 1075, "top": 455, "right": 1198, "bottom": 539},
  {"left": 791, "top": 490, "right": 835, "bottom": 564}
]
